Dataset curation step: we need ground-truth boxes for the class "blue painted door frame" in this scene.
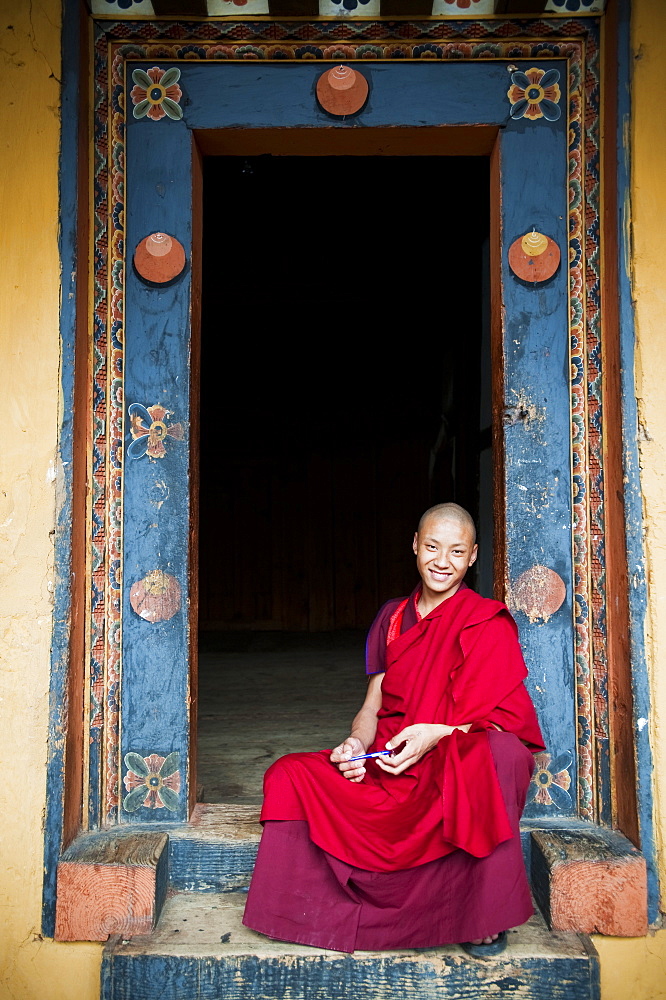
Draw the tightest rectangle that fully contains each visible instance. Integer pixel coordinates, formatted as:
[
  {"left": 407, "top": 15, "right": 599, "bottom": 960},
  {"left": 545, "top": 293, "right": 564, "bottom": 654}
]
[{"left": 120, "top": 58, "right": 573, "bottom": 824}]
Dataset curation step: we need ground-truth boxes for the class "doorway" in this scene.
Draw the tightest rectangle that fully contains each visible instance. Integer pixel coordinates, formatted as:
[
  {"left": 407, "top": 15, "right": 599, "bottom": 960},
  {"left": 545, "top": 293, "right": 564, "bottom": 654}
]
[{"left": 197, "top": 153, "right": 491, "bottom": 803}]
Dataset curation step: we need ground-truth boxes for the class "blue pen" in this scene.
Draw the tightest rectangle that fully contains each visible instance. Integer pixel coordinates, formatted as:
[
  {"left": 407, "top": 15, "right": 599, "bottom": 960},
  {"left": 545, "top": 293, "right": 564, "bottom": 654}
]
[{"left": 347, "top": 749, "right": 394, "bottom": 761}]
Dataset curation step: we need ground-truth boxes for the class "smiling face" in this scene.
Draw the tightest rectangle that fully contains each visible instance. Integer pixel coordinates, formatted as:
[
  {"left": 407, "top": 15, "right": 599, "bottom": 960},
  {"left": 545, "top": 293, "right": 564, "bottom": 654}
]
[{"left": 412, "top": 515, "right": 478, "bottom": 611}]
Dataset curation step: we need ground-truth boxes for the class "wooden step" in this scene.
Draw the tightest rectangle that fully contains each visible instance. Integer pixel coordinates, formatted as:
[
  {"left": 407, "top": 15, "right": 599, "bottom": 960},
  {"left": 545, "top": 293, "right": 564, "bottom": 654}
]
[
  {"left": 101, "top": 891, "right": 600, "bottom": 1000},
  {"left": 169, "top": 803, "right": 261, "bottom": 892}
]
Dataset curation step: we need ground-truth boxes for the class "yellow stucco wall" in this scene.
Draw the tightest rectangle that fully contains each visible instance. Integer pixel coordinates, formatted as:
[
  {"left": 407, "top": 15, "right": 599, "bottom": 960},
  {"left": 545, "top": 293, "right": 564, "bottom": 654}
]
[
  {"left": 591, "top": 2, "right": 666, "bottom": 998},
  {"left": 0, "top": 2, "right": 102, "bottom": 997},
  {"left": 0, "top": 2, "right": 664, "bottom": 999},
  {"left": 632, "top": 0, "right": 666, "bottom": 895}
]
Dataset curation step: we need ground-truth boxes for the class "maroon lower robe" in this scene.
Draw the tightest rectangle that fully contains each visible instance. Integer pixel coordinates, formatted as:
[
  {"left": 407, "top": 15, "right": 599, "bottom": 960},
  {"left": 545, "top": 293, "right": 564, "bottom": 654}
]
[{"left": 242, "top": 585, "right": 544, "bottom": 952}]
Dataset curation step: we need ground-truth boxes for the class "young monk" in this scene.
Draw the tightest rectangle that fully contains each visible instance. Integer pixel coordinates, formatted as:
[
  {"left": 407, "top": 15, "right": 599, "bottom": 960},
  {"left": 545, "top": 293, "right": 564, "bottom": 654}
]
[{"left": 243, "top": 503, "right": 544, "bottom": 956}]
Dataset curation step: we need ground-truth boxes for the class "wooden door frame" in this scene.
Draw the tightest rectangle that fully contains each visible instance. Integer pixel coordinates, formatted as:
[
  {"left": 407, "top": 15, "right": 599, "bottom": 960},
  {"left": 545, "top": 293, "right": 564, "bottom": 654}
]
[
  {"left": 43, "top": 5, "right": 658, "bottom": 935},
  {"left": 104, "top": 29, "right": 593, "bottom": 827}
]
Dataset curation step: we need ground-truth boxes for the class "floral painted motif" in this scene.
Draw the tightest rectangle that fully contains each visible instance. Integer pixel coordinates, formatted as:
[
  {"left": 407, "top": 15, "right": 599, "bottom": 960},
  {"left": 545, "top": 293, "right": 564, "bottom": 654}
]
[
  {"left": 130, "top": 67, "right": 183, "bottom": 121},
  {"left": 527, "top": 750, "right": 573, "bottom": 809},
  {"left": 123, "top": 752, "right": 180, "bottom": 811},
  {"left": 508, "top": 67, "right": 561, "bottom": 122},
  {"left": 128, "top": 403, "right": 185, "bottom": 460}
]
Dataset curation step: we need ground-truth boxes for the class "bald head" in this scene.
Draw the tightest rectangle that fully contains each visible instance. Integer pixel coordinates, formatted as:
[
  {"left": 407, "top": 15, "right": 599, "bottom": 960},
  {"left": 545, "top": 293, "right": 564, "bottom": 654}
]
[{"left": 417, "top": 503, "right": 476, "bottom": 545}]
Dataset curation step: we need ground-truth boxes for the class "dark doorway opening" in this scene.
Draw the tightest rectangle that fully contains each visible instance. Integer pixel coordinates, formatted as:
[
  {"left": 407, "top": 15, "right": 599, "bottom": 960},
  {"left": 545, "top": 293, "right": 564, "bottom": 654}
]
[{"left": 197, "top": 154, "right": 490, "bottom": 803}]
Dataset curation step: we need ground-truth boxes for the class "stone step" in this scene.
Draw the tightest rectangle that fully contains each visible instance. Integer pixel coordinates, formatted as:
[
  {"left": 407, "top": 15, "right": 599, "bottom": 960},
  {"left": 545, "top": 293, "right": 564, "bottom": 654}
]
[{"left": 101, "top": 891, "right": 600, "bottom": 1000}]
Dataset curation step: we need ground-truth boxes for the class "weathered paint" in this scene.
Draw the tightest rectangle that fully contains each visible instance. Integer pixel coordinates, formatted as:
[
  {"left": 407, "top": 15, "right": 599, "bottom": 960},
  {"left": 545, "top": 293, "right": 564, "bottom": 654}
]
[
  {"left": 101, "top": 890, "right": 601, "bottom": 1000},
  {"left": 590, "top": 1, "right": 666, "bottom": 996},
  {"left": 1, "top": 5, "right": 665, "bottom": 1000},
  {"left": 120, "top": 54, "right": 575, "bottom": 823},
  {"left": 0, "top": 1, "right": 102, "bottom": 997},
  {"left": 498, "top": 108, "right": 574, "bottom": 811},
  {"left": 613, "top": 0, "right": 658, "bottom": 921},
  {"left": 628, "top": 0, "right": 666, "bottom": 903},
  {"left": 531, "top": 827, "right": 647, "bottom": 936}
]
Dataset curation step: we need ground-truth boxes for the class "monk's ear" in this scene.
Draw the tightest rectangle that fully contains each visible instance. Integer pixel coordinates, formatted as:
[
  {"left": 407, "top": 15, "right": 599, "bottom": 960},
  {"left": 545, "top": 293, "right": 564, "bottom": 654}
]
[
  {"left": 469, "top": 544, "right": 478, "bottom": 566},
  {"left": 412, "top": 532, "right": 418, "bottom": 555}
]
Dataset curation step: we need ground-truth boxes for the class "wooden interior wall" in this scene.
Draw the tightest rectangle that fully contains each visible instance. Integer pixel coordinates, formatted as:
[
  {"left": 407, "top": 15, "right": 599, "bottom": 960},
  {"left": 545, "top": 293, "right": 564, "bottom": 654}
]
[{"left": 198, "top": 154, "right": 489, "bottom": 631}]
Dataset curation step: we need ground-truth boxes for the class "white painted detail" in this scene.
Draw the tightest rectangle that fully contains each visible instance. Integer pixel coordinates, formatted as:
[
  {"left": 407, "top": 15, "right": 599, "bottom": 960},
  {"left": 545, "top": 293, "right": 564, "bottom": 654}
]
[{"left": 637, "top": 717, "right": 648, "bottom": 732}]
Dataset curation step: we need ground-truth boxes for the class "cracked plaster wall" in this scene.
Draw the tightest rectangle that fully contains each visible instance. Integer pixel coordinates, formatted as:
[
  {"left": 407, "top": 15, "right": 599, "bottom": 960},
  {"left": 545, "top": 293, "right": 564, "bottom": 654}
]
[{"left": 0, "top": 1, "right": 101, "bottom": 997}]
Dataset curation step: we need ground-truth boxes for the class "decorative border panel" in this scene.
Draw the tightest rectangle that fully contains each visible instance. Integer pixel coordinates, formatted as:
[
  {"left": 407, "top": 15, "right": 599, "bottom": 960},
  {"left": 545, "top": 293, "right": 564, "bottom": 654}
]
[{"left": 91, "top": 15, "right": 602, "bottom": 823}]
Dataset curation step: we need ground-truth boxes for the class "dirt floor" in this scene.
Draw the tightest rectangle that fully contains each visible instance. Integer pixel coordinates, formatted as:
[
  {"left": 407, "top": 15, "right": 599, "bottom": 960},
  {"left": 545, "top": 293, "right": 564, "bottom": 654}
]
[{"left": 197, "top": 630, "right": 368, "bottom": 803}]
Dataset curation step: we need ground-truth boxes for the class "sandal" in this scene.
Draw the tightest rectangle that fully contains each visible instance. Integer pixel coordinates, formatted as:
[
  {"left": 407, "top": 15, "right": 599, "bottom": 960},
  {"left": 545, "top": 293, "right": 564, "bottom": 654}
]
[{"left": 460, "top": 930, "right": 507, "bottom": 958}]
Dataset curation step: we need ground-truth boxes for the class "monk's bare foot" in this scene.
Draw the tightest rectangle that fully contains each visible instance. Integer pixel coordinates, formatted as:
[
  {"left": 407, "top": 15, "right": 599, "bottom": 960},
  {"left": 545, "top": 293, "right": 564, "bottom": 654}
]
[{"left": 469, "top": 934, "right": 499, "bottom": 945}]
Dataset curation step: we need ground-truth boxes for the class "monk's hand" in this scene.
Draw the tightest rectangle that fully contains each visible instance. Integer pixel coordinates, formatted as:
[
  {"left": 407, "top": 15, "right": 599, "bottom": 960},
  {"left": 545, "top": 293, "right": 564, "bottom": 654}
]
[
  {"left": 330, "top": 736, "right": 367, "bottom": 782},
  {"left": 375, "top": 724, "right": 451, "bottom": 775}
]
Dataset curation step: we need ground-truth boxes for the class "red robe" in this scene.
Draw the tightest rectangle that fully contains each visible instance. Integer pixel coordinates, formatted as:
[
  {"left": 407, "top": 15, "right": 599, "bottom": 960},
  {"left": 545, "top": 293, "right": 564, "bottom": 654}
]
[{"left": 260, "top": 586, "right": 544, "bottom": 873}]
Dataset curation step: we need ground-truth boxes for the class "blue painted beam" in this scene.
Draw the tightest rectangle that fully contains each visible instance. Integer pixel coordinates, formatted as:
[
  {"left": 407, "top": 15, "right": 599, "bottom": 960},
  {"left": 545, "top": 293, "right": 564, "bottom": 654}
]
[
  {"left": 180, "top": 60, "right": 523, "bottom": 130},
  {"left": 122, "top": 119, "right": 195, "bottom": 822},
  {"left": 498, "top": 109, "right": 575, "bottom": 817}
]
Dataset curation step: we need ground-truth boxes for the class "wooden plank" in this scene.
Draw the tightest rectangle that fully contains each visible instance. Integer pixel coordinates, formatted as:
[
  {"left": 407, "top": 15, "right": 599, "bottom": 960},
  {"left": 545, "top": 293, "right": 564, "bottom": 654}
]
[
  {"left": 64, "top": 0, "right": 93, "bottom": 850},
  {"left": 599, "top": 0, "right": 639, "bottom": 845},
  {"left": 122, "top": 96, "right": 195, "bottom": 819},
  {"left": 60, "top": 829, "right": 169, "bottom": 866},
  {"left": 55, "top": 830, "right": 169, "bottom": 941},
  {"left": 189, "top": 138, "right": 203, "bottom": 818},
  {"left": 102, "top": 893, "right": 600, "bottom": 1000},
  {"left": 497, "top": 92, "right": 577, "bottom": 806},
  {"left": 197, "top": 126, "right": 498, "bottom": 160},
  {"left": 531, "top": 828, "right": 648, "bottom": 937}
]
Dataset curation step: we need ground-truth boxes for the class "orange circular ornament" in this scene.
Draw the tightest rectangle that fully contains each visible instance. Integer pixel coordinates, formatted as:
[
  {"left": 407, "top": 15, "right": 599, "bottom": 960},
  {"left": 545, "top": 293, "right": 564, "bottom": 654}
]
[
  {"left": 316, "top": 65, "right": 368, "bottom": 117},
  {"left": 512, "top": 564, "right": 566, "bottom": 622},
  {"left": 508, "top": 230, "right": 560, "bottom": 283},
  {"left": 134, "top": 232, "right": 186, "bottom": 284},
  {"left": 130, "top": 570, "right": 182, "bottom": 623}
]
